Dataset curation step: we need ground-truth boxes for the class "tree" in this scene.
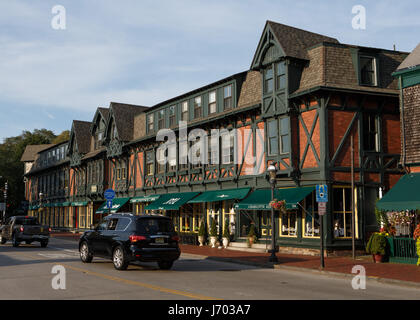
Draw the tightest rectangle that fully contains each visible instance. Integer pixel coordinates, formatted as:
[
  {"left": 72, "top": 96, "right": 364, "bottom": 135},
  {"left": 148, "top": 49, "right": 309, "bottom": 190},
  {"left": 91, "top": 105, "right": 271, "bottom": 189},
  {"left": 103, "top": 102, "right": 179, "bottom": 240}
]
[
  {"left": 0, "top": 129, "right": 56, "bottom": 217},
  {"left": 52, "top": 130, "right": 70, "bottom": 144}
]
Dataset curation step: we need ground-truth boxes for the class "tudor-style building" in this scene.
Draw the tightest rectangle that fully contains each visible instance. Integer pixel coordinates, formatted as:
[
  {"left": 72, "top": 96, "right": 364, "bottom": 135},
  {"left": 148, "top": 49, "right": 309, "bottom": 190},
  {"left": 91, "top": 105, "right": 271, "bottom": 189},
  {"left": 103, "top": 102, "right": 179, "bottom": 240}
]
[{"left": 23, "top": 21, "right": 408, "bottom": 254}]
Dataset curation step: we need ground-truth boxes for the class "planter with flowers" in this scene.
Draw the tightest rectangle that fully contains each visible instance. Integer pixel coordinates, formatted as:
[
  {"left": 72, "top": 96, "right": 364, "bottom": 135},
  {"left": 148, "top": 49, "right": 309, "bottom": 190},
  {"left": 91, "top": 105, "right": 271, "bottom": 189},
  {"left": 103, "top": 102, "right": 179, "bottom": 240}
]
[
  {"left": 269, "top": 199, "right": 286, "bottom": 214},
  {"left": 413, "top": 224, "right": 420, "bottom": 266},
  {"left": 366, "top": 231, "right": 388, "bottom": 263}
]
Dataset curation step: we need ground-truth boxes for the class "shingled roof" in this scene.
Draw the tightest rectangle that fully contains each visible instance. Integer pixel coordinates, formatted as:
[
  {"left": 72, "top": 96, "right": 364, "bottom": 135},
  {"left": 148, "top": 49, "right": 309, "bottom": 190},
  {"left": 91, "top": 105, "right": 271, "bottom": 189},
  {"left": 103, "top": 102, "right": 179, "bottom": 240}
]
[
  {"left": 20, "top": 144, "right": 55, "bottom": 162},
  {"left": 72, "top": 120, "right": 92, "bottom": 154},
  {"left": 396, "top": 42, "right": 420, "bottom": 71},
  {"left": 109, "top": 102, "right": 149, "bottom": 142},
  {"left": 266, "top": 20, "right": 339, "bottom": 60}
]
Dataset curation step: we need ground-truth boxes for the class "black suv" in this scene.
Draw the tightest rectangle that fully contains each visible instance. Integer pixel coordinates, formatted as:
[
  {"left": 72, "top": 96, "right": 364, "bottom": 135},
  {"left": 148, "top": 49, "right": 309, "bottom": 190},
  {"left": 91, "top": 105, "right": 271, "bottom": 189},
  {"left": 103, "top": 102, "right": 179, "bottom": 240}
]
[{"left": 79, "top": 213, "right": 180, "bottom": 270}]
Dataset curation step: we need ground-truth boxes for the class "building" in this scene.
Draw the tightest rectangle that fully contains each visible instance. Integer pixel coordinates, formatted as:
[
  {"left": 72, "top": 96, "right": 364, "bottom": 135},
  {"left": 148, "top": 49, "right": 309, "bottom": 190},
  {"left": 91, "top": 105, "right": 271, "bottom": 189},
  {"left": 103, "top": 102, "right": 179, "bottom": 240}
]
[{"left": 23, "top": 21, "right": 408, "bottom": 254}]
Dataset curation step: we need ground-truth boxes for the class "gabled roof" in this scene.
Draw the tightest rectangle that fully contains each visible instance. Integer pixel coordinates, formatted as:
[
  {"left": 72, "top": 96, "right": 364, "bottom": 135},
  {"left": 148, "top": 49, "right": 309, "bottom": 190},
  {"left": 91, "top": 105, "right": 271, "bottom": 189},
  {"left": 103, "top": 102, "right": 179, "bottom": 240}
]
[
  {"left": 71, "top": 120, "right": 92, "bottom": 154},
  {"left": 267, "top": 20, "right": 339, "bottom": 60},
  {"left": 396, "top": 42, "right": 420, "bottom": 72},
  {"left": 20, "top": 144, "right": 55, "bottom": 162},
  {"left": 107, "top": 102, "right": 149, "bottom": 142}
]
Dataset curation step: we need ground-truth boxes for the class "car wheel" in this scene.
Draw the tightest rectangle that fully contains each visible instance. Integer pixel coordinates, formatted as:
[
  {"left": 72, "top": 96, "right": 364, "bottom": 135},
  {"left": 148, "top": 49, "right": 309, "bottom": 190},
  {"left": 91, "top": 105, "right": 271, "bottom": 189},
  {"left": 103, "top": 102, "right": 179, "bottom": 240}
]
[
  {"left": 113, "top": 246, "right": 128, "bottom": 270},
  {"left": 0, "top": 236, "right": 6, "bottom": 245},
  {"left": 79, "top": 241, "right": 93, "bottom": 263},
  {"left": 40, "top": 240, "right": 48, "bottom": 248},
  {"left": 12, "top": 234, "right": 20, "bottom": 247},
  {"left": 158, "top": 260, "right": 174, "bottom": 270}
]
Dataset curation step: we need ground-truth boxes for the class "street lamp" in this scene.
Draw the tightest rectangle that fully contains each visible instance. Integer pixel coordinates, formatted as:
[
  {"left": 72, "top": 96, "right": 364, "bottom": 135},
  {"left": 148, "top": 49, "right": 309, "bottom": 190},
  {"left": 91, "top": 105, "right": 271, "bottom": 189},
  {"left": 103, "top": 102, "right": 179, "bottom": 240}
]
[{"left": 267, "top": 164, "right": 278, "bottom": 263}]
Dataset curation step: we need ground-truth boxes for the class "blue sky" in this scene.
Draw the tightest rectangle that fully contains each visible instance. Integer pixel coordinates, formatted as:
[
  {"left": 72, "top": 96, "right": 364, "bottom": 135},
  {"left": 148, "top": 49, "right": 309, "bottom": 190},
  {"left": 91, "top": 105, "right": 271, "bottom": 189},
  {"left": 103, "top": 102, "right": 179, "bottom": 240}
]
[{"left": 0, "top": 0, "right": 419, "bottom": 142}]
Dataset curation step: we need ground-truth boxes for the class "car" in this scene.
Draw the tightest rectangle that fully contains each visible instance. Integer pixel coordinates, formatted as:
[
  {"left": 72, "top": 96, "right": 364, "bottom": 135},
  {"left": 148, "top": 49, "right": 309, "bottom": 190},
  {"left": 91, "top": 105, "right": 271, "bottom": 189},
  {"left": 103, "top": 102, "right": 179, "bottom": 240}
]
[
  {"left": 0, "top": 216, "right": 50, "bottom": 247},
  {"left": 78, "top": 213, "right": 181, "bottom": 270}
]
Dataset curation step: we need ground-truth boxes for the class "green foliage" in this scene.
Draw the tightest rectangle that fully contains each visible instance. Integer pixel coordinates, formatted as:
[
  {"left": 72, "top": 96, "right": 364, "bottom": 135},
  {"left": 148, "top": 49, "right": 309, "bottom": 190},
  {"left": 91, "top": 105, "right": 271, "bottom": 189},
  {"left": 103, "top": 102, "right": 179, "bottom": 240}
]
[
  {"left": 223, "top": 218, "right": 230, "bottom": 238},
  {"left": 366, "top": 232, "right": 387, "bottom": 255},
  {"left": 198, "top": 218, "right": 207, "bottom": 237},
  {"left": 52, "top": 130, "right": 70, "bottom": 144},
  {"left": 417, "top": 239, "right": 420, "bottom": 267},
  {"left": 374, "top": 199, "right": 388, "bottom": 227},
  {"left": 209, "top": 218, "right": 217, "bottom": 237}
]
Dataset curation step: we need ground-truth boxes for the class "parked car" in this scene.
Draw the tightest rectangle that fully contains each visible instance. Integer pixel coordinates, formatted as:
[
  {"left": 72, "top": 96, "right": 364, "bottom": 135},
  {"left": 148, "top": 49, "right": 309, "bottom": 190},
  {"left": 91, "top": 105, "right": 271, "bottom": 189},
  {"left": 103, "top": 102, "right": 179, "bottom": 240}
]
[
  {"left": 79, "top": 213, "right": 181, "bottom": 270},
  {"left": 0, "top": 216, "right": 50, "bottom": 247}
]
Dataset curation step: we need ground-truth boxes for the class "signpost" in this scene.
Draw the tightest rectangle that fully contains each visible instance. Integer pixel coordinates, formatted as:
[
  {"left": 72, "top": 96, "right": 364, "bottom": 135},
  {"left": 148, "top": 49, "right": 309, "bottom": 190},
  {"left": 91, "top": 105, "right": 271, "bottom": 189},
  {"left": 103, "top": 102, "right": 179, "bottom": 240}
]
[
  {"left": 104, "top": 189, "right": 115, "bottom": 216},
  {"left": 316, "top": 184, "right": 328, "bottom": 269}
]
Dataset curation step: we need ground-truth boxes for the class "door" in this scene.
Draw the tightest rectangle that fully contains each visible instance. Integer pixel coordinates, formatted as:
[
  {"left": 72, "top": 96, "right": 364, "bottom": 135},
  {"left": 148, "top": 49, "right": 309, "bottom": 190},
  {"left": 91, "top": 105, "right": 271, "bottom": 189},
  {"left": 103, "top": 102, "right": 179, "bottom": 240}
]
[
  {"left": 100, "top": 218, "right": 120, "bottom": 257},
  {"left": 89, "top": 218, "right": 109, "bottom": 255}
]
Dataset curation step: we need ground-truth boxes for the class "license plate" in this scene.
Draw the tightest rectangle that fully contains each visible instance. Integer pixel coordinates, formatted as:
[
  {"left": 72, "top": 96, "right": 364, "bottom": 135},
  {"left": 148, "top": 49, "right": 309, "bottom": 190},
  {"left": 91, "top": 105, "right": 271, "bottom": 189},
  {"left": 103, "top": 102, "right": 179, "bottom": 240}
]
[{"left": 155, "top": 237, "right": 165, "bottom": 244}]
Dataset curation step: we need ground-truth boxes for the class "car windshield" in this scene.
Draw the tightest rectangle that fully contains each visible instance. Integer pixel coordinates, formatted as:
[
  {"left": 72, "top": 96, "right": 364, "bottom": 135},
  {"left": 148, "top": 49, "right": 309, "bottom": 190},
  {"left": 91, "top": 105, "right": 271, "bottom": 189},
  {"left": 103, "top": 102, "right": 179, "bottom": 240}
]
[
  {"left": 14, "top": 217, "right": 39, "bottom": 225},
  {"left": 136, "top": 218, "right": 174, "bottom": 234}
]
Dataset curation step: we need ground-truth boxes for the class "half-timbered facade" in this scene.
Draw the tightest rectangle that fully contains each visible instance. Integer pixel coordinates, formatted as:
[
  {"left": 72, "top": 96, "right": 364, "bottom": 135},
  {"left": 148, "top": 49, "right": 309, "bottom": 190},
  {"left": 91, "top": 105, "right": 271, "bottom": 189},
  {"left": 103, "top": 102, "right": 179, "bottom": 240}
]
[{"left": 22, "top": 21, "right": 409, "bottom": 254}]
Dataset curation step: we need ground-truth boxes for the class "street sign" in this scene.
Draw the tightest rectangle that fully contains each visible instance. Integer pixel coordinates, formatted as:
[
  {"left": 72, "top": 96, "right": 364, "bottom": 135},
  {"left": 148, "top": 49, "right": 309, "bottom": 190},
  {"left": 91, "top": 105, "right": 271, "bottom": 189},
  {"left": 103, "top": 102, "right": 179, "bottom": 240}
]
[
  {"left": 316, "top": 185, "right": 328, "bottom": 202},
  {"left": 106, "top": 200, "right": 113, "bottom": 209},
  {"left": 104, "top": 189, "right": 115, "bottom": 200},
  {"left": 318, "top": 202, "right": 327, "bottom": 216}
]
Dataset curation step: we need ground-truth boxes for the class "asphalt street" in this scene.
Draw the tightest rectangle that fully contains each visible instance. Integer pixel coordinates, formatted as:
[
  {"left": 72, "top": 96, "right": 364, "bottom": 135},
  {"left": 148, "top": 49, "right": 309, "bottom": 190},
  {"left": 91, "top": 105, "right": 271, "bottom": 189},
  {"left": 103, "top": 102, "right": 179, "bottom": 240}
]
[{"left": 0, "top": 237, "right": 419, "bottom": 300}]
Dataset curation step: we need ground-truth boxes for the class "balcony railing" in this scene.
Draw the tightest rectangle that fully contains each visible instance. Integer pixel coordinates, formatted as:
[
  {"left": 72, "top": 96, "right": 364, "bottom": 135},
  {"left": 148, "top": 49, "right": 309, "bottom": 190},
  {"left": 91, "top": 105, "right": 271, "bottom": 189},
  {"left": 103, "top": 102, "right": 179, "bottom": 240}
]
[{"left": 387, "top": 237, "right": 418, "bottom": 265}]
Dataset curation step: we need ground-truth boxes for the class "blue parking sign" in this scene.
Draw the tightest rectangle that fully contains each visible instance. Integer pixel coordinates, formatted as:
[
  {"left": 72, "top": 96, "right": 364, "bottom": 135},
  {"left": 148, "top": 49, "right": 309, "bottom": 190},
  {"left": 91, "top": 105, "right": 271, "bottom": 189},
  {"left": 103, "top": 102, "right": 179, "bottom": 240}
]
[
  {"left": 106, "top": 200, "right": 113, "bottom": 209},
  {"left": 316, "top": 185, "right": 328, "bottom": 202}
]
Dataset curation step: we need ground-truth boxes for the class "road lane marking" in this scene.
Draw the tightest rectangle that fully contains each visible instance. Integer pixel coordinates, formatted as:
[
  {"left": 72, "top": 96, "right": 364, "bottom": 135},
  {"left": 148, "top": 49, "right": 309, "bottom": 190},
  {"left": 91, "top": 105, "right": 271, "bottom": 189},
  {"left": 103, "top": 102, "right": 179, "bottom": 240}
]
[{"left": 61, "top": 263, "right": 222, "bottom": 300}]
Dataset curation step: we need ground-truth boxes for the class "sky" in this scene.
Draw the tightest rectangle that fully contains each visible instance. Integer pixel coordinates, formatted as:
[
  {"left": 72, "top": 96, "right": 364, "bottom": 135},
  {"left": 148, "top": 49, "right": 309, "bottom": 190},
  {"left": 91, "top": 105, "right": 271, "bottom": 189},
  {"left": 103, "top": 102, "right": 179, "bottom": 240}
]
[{"left": 0, "top": 0, "right": 419, "bottom": 142}]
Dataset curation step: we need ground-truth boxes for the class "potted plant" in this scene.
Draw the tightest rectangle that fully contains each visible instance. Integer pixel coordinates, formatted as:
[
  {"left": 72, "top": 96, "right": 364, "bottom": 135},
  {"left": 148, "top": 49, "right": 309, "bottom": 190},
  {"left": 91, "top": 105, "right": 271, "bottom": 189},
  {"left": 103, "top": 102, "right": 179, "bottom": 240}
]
[
  {"left": 366, "top": 232, "right": 387, "bottom": 263},
  {"left": 247, "top": 223, "right": 257, "bottom": 248},
  {"left": 198, "top": 219, "right": 207, "bottom": 246},
  {"left": 209, "top": 218, "right": 218, "bottom": 248},
  {"left": 222, "top": 219, "right": 230, "bottom": 249},
  {"left": 413, "top": 223, "right": 420, "bottom": 266}
]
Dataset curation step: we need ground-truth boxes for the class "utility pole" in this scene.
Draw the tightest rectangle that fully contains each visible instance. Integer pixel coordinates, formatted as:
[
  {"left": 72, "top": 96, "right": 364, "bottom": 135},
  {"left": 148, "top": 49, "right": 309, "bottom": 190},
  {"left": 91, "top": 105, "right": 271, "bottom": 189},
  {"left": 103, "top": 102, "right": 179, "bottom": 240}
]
[
  {"left": 351, "top": 136, "right": 355, "bottom": 260},
  {"left": 3, "top": 180, "right": 7, "bottom": 224}
]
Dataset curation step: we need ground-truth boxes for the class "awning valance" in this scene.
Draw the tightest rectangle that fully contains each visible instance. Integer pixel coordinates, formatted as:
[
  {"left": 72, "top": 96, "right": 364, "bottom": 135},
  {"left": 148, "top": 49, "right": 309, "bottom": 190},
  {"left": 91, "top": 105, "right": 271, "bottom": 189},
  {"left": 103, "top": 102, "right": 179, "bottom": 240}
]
[
  {"left": 235, "top": 186, "right": 315, "bottom": 210},
  {"left": 187, "top": 188, "right": 251, "bottom": 204},
  {"left": 96, "top": 197, "right": 130, "bottom": 214},
  {"left": 71, "top": 201, "right": 88, "bottom": 207},
  {"left": 130, "top": 195, "right": 160, "bottom": 203},
  {"left": 144, "top": 192, "right": 200, "bottom": 211},
  {"left": 376, "top": 173, "right": 420, "bottom": 210}
]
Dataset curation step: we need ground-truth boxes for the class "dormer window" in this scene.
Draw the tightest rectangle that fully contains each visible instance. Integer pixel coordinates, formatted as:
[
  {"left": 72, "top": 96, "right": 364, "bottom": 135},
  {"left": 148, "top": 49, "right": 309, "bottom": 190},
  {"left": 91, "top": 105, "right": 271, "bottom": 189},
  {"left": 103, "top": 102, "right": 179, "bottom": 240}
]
[
  {"left": 147, "top": 114, "right": 154, "bottom": 132},
  {"left": 209, "top": 91, "right": 217, "bottom": 114},
  {"left": 158, "top": 109, "right": 165, "bottom": 130},
  {"left": 264, "top": 68, "right": 274, "bottom": 94},
  {"left": 223, "top": 85, "right": 232, "bottom": 110},
  {"left": 181, "top": 101, "right": 189, "bottom": 121},
  {"left": 169, "top": 106, "right": 176, "bottom": 127},
  {"left": 194, "top": 96, "right": 202, "bottom": 119},
  {"left": 359, "top": 56, "right": 377, "bottom": 86},
  {"left": 276, "top": 62, "right": 286, "bottom": 90}
]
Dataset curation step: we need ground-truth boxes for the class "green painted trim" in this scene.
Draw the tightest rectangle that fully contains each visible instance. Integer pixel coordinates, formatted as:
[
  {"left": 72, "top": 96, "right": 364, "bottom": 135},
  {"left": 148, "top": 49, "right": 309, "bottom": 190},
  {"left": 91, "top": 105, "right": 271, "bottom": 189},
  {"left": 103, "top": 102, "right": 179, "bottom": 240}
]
[{"left": 392, "top": 64, "right": 420, "bottom": 77}]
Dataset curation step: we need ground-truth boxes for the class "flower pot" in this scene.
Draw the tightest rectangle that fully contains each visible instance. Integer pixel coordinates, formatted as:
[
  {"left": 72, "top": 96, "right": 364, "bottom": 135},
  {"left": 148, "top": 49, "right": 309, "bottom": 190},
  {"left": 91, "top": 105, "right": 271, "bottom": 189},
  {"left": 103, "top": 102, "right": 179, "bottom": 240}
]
[
  {"left": 198, "top": 236, "right": 204, "bottom": 246},
  {"left": 210, "top": 236, "right": 217, "bottom": 248},
  {"left": 222, "top": 237, "right": 229, "bottom": 249},
  {"left": 248, "top": 237, "right": 254, "bottom": 247},
  {"left": 373, "top": 254, "right": 383, "bottom": 263}
]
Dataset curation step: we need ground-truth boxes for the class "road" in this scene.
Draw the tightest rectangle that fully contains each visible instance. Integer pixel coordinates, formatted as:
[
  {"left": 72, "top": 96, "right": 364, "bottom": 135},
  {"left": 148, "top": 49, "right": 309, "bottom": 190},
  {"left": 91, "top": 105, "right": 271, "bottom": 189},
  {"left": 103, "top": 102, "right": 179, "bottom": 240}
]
[{"left": 0, "top": 237, "right": 419, "bottom": 300}]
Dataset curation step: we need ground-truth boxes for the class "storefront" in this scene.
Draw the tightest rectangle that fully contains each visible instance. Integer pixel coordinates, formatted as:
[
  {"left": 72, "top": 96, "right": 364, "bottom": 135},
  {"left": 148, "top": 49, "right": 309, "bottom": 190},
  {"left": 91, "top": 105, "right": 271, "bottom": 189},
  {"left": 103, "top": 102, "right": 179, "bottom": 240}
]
[{"left": 130, "top": 195, "right": 160, "bottom": 215}]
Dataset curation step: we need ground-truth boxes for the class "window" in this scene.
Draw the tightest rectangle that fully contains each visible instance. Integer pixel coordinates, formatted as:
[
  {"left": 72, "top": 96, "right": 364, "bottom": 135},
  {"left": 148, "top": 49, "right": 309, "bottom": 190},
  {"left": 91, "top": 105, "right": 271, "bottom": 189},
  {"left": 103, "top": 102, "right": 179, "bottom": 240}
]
[
  {"left": 208, "top": 135, "right": 219, "bottom": 165},
  {"left": 194, "top": 96, "right": 202, "bottom": 119},
  {"left": 191, "top": 139, "right": 202, "bottom": 168},
  {"left": 121, "top": 161, "right": 126, "bottom": 180},
  {"left": 147, "top": 114, "right": 154, "bottom": 132},
  {"left": 112, "top": 124, "right": 118, "bottom": 139},
  {"left": 303, "top": 191, "right": 320, "bottom": 237},
  {"left": 280, "top": 211, "right": 297, "bottom": 237},
  {"left": 156, "top": 147, "right": 165, "bottom": 174},
  {"left": 116, "top": 218, "right": 131, "bottom": 231},
  {"left": 363, "top": 114, "right": 378, "bottom": 151},
  {"left": 333, "top": 187, "right": 357, "bottom": 238},
  {"left": 221, "top": 133, "right": 235, "bottom": 164},
  {"left": 146, "top": 151, "right": 154, "bottom": 176},
  {"left": 179, "top": 141, "right": 188, "bottom": 170},
  {"left": 158, "top": 110, "right": 165, "bottom": 130},
  {"left": 167, "top": 143, "right": 177, "bottom": 172},
  {"left": 209, "top": 91, "right": 217, "bottom": 114},
  {"left": 181, "top": 101, "right": 189, "bottom": 121},
  {"left": 264, "top": 68, "right": 274, "bottom": 94},
  {"left": 267, "top": 119, "right": 278, "bottom": 155},
  {"left": 276, "top": 62, "right": 286, "bottom": 90},
  {"left": 360, "top": 56, "right": 376, "bottom": 86},
  {"left": 279, "top": 118, "right": 290, "bottom": 153},
  {"left": 223, "top": 85, "right": 232, "bottom": 110},
  {"left": 169, "top": 105, "right": 176, "bottom": 127}
]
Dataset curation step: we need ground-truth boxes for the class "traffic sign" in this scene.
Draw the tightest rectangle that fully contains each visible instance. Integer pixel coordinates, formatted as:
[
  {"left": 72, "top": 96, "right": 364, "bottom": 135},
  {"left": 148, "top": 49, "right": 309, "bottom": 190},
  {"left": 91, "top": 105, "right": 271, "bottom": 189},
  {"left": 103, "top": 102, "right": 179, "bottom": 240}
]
[
  {"left": 316, "top": 185, "right": 328, "bottom": 202},
  {"left": 106, "top": 200, "right": 113, "bottom": 209},
  {"left": 104, "top": 189, "right": 115, "bottom": 200},
  {"left": 318, "top": 202, "right": 327, "bottom": 216}
]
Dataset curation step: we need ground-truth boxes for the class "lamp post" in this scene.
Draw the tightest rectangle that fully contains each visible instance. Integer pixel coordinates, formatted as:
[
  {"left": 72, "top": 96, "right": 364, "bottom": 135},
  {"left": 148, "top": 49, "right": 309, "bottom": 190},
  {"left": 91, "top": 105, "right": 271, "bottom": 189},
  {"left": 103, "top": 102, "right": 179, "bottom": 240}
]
[
  {"left": 39, "top": 192, "right": 44, "bottom": 224},
  {"left": 267, "top": 164, "right": 278, "bottom": 263}
]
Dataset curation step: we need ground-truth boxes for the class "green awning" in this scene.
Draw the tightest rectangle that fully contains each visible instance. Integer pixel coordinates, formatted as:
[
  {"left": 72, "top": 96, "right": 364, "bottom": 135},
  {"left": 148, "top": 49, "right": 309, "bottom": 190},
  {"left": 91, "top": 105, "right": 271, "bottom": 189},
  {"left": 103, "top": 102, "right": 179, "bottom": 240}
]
[
  {"left": 130, "top": 195, "right": 160, "bottom": 203},
  {"left": 96, "top": 197, "right": 130, "bottom": 214},
  {"left": 144, "top": 192, "right": 200, "bottom": 210},
  {"left": 71, "top": 201, "right": 88, "bottom": 207},
  {"left": 377, "top": 173, "right": 420, "bottom": 210},
  {"left": 235, "top": 186, "right": 315, "bottom": 210},
  {"left": 188, "top": 188, "right": 251, "bottom": 203},
  {"left": 62, "top": 202, "right": 71, "bottom": 206},
  {"left": 29, "top": 205, "right": 39, "bottom": 210}
]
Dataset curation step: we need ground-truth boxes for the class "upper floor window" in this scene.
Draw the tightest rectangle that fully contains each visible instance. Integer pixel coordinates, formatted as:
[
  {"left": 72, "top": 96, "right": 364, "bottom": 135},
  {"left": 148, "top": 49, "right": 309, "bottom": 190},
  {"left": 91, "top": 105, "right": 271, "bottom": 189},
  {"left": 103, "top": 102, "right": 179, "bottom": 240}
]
[
  {"left": 223, "top": 85, "right": 232, "bottom": 110},
  {"left": 267, "top": 117, "right": 290, "bottom": 155},
  {"left": 264, "top": 68, "right": 274, "bottom": 94},
  {"left": 267, "top": 119, "right": 278, "bottom": 156},
  {"left": 360, "top": 56, "right": 377, "bottom": 86},
  {"left": 158, "top": 109, "right": 165, "bottom": 130},
  {"left": 208, "top": 135, "right": 219, "bottom": 166},
  {"left": 276, "top": 62, "right": 286, "bottom": 90},
  {"left": 181, "top": 101, "right": 189, "bottom": 121},
  {"left": 169, "top": 105, "right": 176, "bottom": 127},
  {"left": 363, "top": 114, "right": 378, "bottom": 151},
  {"left": 194, "top": 96, "right": 202, "bottom": 119},
  {"left": 279, "top": 117, "right": 290, "bottom": 154},
  {"left": 167, "top": 144, "right": 177, "bottom": 172},
  {"left": 221, "top": 133, "right": 235, "bottom": 164},
  {"left": 156, "top": 147, "right": 165, "bottom": 174},
  {"left": 112, "top": 123, "right": 118, "bottom": 139},
  {"left": 146, "top": 151, "right": 154, "bottom": 175},
  {"left": 209, "top": 91, "right": 217, "bottom": 114},
  {"left": 147, "top": 114, "right": 154, "bottom": 132}
]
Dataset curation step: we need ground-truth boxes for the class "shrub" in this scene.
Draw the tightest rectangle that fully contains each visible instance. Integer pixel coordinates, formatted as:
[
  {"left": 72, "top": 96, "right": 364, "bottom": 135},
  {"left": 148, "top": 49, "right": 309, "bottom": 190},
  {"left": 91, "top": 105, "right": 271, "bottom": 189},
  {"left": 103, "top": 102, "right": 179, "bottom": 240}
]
[
  {"left": 209, "top": 218, "right": 217, "bottom": 237},
  {"left": 198, "top": 219, "right": 206, "bottom": 237},
  {"left": 366, "top": 232, "right": 387, "bottom": 255},
  {"left": 223, "top": 219, "right": 230, "bottom": 238}
]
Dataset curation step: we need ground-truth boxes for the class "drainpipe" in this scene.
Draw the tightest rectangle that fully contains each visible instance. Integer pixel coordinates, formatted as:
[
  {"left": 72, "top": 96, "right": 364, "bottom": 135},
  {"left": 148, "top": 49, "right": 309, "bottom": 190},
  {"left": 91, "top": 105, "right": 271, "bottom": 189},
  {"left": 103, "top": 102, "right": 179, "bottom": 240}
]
[{"left": 399, "top": 76, "right": 407, "bottom": 170}]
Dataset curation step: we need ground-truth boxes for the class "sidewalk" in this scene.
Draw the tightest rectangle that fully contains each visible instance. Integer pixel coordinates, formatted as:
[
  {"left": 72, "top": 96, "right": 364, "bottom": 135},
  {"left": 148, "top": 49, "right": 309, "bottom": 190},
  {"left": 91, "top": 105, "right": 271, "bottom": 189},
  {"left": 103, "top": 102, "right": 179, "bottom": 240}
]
[{"left": 50, "top": 232, "right": 420, "bottom": 286}]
